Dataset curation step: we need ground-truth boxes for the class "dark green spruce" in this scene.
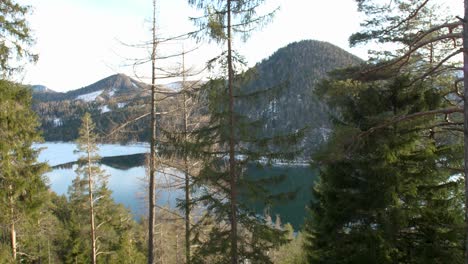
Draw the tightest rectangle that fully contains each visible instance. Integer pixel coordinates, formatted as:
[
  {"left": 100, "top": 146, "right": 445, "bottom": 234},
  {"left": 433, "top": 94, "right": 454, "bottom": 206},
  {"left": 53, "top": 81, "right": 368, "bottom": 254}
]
[
  {"left": 0, "top": 80, "right": 49, "bottom": 261},
  {"left": 304, "top": 72, "right": 464, "bottom": 263}
]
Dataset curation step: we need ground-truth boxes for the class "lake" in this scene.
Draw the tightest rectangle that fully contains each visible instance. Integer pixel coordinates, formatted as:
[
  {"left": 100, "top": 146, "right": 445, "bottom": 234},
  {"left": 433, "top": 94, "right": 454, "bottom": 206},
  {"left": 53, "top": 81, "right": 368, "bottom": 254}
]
[{"left": 36, "top": 142, "right": 316, "bottom": 229}]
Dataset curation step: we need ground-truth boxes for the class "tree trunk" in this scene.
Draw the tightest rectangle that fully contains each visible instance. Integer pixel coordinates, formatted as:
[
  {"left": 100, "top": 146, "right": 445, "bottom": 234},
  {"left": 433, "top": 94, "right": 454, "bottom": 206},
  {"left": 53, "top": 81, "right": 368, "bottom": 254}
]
[
  {"left": 148, "top": 0, "right": 157, "bottom": 263},
  {"left": 463, "top": 1, "right": 468, "bottom": 264},
  {"left": 182, "top": 51, "right": 191, "bottom": 264},
  {"left": 226, "top": 0, "right": 238, "bottom": 263},
  {"left": 87, "top": 119, "right": 97, "bottom": 264},
  {"left": 9, "top": 185, "right": 16, "bottom": 260},
  {"left": 10, "top": 219, "right": 16, "bottom": 260}
]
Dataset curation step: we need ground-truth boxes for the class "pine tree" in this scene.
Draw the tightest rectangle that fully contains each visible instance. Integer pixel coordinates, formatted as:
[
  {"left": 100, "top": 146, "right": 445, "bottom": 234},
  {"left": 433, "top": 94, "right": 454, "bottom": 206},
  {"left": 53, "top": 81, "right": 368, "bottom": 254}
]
[
  {"left": 66, "top": 113, "right": 147, "bottom": 263},
  {"left": 346, "top": 2, "right": 468, "bottom": 261},
  {"left": 304, "top": 74, "right": 464, "bottom": 263},
  {"left": 0, "top": 80, "right": 48, "bottom": 261},
  {"left": 0, "top": 0, "right": 37, "bottom": 76},
  {"left": 185, "top": 1, "right": 303, "bottom": 263},
  {"left": 75, "top": 112, "right": 108, "bottom": 264}
]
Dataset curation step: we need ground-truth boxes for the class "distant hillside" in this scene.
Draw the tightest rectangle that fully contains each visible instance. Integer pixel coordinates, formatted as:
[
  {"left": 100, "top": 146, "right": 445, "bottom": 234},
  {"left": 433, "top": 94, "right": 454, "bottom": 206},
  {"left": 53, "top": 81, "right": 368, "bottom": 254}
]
[
  {"left": 32, "top": 40, "right": 362, "bottom": 154},
  {"left": 32, "top": 74, "right": 149, "bottom": 102},
  {"left": 238, "top": 40, "right": 362, "bottom": 154},
  {"left": 32, "top": 74, "right": 179, "bottom": 142},
  {"left": 31, "top": 85, "right": 56, "bottom": 93}
]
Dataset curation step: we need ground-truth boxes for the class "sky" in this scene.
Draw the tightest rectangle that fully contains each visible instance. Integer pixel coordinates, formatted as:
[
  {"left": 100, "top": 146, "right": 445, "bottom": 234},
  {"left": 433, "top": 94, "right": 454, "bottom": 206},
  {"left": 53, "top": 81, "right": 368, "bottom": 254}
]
[{"left": 17, "top": 0, "right": 460, "bottom": 92}]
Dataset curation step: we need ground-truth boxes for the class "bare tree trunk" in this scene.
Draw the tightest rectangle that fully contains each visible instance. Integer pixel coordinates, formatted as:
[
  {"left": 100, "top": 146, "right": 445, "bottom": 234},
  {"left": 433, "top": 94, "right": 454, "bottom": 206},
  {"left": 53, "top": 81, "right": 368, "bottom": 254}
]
[
  {"left": 148, "top": 0, "right": 158, "bottom": 263},
  {"left": 10, "top": 218, "right": 16, "bottom": 260},
  {"left": 176, "top": 233, "right": 180, "bottom": 264},
  {"left": 9, "top": 185, "right": 16, "bottom": 260},
  {"left": 226, "top": 0, "right": 238, "bottom": 263},
  {"left": 182, "top": 51, "right": 191, "bottom": 264},
  {"left": 464, "top": 1, "right": 468, "bottom": 263},
  {"left": 48, "top": 238, "right": 51, "bottom": 264},
  {"left": 86, "top": 119, "right": 97, "bottom": 264}
]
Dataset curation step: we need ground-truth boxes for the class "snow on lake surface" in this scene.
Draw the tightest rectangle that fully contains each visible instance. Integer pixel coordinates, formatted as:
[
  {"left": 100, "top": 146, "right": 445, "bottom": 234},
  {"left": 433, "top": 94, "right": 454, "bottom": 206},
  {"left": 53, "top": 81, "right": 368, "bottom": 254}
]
[
  {"left": 34, "top": 142, "right": 149, "bottom": 166},
  {"left": 75, "top": 90, "right": 103, "bottom": 102}
]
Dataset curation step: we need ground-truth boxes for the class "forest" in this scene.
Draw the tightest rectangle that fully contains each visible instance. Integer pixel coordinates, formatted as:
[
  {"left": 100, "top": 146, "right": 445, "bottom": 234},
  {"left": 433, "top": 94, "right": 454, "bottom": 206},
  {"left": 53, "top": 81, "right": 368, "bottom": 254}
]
[{"left": 2, "top": 0, "right": 468, "bottom": 264}]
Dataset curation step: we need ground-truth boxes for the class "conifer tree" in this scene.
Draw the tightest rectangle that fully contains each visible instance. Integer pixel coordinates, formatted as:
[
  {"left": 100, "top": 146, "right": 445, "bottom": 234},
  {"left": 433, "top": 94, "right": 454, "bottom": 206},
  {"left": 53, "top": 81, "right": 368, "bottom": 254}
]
[
  {"left": 186, "top": 1, "right": 303, "bottom": 263},
  {"left": 0, "top": 80, "right": 48, "bottom": 260},
  {"left": 345, "top": 2, "right": 468, "bottom": 261},
  {"left": 64, "top": 170, "right": 147, "bottom": 263},
  {"left": 75, "top": 112, "right": 108, "bottom": 264},
  {"left": 0, "top": 0, "right": 37, "bottom": 76},
  {"left": 64, "top": 175, "right": 91, "bottom": 263},
  {"left": 304, "top": 74, "right": 464, "bottom": 263}
]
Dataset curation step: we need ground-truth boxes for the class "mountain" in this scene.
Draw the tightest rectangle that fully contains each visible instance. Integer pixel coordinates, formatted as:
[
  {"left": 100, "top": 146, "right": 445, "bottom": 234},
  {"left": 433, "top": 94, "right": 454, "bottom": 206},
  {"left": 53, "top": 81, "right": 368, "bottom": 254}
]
[
  {"left": 31, "top": 85, "right": 56, "bottom": 93},
  {"left": 32, "top": 40, "right": 362, "bottom": 153},
  {"left": 32, "top": 73, "right": 150, "bottom": 102},
  {"left": 238, "top": 40, "right": 362, "bottom": 154},
  {"left": 32, "top": 74, "right": 169, "bottom": 142}
]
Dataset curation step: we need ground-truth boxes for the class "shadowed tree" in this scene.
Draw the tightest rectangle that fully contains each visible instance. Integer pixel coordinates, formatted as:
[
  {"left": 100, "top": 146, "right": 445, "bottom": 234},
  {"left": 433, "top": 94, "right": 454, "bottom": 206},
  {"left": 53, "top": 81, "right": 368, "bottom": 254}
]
[
  {"left": 342, "top": 1, "right": 468, "bottom": 261},
  {"left": 0, "top": 81, "right": 48, "bottom": 260}
]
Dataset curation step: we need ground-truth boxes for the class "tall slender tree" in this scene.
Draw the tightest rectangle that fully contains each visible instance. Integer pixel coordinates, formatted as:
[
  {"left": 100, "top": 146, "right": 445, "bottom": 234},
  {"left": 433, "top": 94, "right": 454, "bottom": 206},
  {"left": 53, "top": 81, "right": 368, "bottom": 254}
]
[
  {"left": 186, "top": 1, "right": 302, "bottom": 263},
  {"left": 75, "top": 112, "right": 108, "bottom": 264},
  {"left": 188, "top": 2, "right": 277, "bottom": 263},
  {"left": 0, "top": 80, "right": 48, "bottom": 260},
  {"left": 149, "top": 1, "right": 158, "bottom": 263}
]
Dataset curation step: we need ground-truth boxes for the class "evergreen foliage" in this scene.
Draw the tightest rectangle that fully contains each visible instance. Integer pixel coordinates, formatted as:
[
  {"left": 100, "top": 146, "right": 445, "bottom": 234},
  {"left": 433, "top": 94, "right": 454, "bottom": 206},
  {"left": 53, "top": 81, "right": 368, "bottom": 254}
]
[
  {"left": 186, "top": 76, "right": 304, "bottom": 264},
  {"left": 61, "top": 113, "right": 147, "bottom": 263},
  {"left": 0, "top": 80, "right": 49, "bottom": 261},
  {"left": 183, "top": 0, "right": 306, "bottom": 263},
  {"left": 0, "top": 0, "right": 37, "bottom": 76},
  {"left": 270, "top": 223, "right": 307, "bottom": 264},
  {"left": 304, "top": 74, "right": 464, "bottom": 263}
]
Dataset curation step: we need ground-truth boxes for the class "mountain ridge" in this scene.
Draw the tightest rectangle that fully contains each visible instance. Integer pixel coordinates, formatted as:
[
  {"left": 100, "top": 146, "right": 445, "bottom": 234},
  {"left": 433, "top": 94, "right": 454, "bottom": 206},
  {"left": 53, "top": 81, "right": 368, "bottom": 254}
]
[{"left": 32, "top": 40, "right": 363, "bottom": 153}]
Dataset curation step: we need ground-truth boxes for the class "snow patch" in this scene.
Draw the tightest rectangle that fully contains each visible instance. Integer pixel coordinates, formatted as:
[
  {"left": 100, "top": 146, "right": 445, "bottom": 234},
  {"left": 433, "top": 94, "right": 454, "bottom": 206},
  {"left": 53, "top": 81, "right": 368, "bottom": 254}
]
[
  {"left": 131, "top": 81, "right": 139, "bottom": 88},
  {"left": 165, "top": 82, "right": 182, "bottom": 91},
  {"left": 53, "top": 118, "right": 62, "bottom": 127},
  {"left": 99, "top": 105, "right": 111, "bottom": 113},
  {"left": 76, "top": 90, "right": 103, "bottom": 102},
  {"left": 316, "top": 127, "right": 332, "bottom": 141},
  {"left": 117, "top": 102, "right": 127, "bottom": 108},
  {"left": 108, "top": 88, "right": 116, "bottom": 97}
]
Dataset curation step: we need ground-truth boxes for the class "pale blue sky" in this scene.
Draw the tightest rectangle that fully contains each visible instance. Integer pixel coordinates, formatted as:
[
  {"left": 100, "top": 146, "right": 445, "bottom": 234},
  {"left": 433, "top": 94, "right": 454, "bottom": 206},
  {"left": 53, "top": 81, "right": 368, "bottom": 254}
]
[{"left": 18, "top": 0, "right": 460, "bottom": 92}]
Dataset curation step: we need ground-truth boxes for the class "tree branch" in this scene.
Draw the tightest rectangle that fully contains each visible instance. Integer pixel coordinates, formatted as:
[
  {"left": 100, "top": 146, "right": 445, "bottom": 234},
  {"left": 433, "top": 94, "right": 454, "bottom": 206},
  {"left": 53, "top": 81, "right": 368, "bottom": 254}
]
[{"left": 358, "top": 107, "right": 463, "bottom": 138}]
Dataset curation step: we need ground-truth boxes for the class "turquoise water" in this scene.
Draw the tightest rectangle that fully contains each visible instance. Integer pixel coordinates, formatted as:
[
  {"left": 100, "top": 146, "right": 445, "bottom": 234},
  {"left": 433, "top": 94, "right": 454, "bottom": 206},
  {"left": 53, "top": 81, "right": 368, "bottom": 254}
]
[
  {"left": 36, "top": 142, "right": 316, "bottom": 229},
  {"left": 243, "top": 164, "right": 317, "bottom": 229},
  {"left": 36, "top": 142, "right": 183, "bottom": 218}
]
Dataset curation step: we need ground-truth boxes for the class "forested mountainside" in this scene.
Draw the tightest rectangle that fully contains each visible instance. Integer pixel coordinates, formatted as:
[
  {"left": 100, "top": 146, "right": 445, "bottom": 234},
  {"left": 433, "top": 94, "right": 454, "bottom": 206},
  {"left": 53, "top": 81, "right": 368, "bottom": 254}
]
[
  {"left": 238, "top": 40, "right": 362, "bottom": 154},
  {"left": 32, "top": 74, "right": 177, "bottom": 142},
  {"left": 32, "top": 40, "right": 362, "bottom": 153},
  {"left": 32, "top": 73, "right": 150, "bottom": 102}
]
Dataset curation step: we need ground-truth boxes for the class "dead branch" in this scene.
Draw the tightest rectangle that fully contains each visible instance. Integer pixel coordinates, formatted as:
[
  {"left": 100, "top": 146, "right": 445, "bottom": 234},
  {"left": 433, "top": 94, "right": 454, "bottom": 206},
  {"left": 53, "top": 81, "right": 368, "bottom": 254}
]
[{"left": 358, "top": 107, "right": 463, "bottom": 138}]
